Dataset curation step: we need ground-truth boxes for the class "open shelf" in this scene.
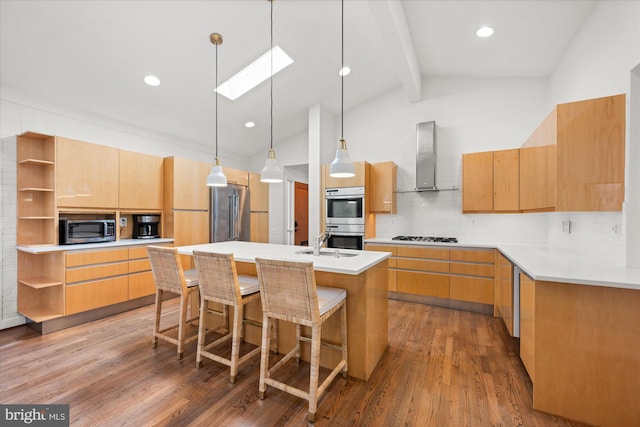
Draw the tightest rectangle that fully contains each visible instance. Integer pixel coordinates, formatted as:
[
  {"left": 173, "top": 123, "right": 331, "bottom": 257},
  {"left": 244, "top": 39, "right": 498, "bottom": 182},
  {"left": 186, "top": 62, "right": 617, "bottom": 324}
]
[{"left": 19, "top": 277, "right": 64, "bottom": 289}]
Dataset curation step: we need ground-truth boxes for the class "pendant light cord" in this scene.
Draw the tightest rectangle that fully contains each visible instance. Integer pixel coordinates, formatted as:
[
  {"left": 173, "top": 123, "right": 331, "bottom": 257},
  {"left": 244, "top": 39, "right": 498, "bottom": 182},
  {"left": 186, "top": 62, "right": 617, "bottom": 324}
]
[
  {"left": 270, "top": 0, "right": 274, "bottom": 151},
  {"left": 215, "top": 42, "right": 219, "bottom": 159},
  {"left": 341, "top": 0, "right": 344, "bottom": 139}
]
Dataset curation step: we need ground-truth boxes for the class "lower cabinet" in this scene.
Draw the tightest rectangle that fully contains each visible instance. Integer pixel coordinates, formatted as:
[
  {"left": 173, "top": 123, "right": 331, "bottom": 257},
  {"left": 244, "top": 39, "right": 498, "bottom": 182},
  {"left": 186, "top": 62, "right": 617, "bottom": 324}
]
[
  {"left": 64, "top": 245, "right": 157, "bottom": 316},
  {"left": 495, "top": 251, "right": 515, "bottom": 335},
  {"left": 365, "top": 243, "right": 494, "bottom": 310},
  {"left": 519, "top": 272, "right": 535, "bottom": 381}
]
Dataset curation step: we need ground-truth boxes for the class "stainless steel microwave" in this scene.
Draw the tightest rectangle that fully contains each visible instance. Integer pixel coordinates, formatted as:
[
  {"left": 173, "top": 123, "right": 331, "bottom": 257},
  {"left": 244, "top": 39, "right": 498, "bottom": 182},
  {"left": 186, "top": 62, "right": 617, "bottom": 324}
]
[{"left": 59, "top": 219, "right": 116, "bottom": 245}]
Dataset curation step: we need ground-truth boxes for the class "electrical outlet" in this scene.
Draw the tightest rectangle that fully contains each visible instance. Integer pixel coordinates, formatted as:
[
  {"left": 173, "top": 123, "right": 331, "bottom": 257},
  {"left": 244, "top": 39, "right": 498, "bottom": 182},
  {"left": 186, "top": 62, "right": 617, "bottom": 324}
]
[
  {"left": 562, "top": 220, "right": 571, "bottom": 234},
  {"left": 612, "top": 223, "right": 622, "bottom": 235},
  {"left": 120, "top": 217, "right": 127, "bottom": 227}
]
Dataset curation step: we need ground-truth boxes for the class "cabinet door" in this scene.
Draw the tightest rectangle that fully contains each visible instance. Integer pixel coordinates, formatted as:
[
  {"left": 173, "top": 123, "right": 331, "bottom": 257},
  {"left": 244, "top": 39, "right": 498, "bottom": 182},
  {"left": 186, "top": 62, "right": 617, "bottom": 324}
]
[
  {"left": 56, "top": 137, "right": 119, "bottom": 208},
  {"left": 223, "top": 167, "right": 249, "bottom": 187},
  {"left": 520, "top": 145, "right": 556, "bottom": 211},
  {"left": 250, "top": 212, "right": 269, "bottom": 243},
  {"left": 520, "top": 273, "right": 535, "bottom": 381},
  {"left": 496, "top": 252, "right": 514, "bottom": 336},
  {"left": 165, "top": 157, "right": 210, "bottom": 210},
  {"left": 119, "top": 149, "right": 164, "bottom": 209},
  {"left": 173, "top": 210, "right": 209, "bottom": 268},
  {"left": 370, "top": 162, "right": 397, "bottom": 213},
  {"left": 556, "top": 94, "right": 625, "bottom": 211},
  {"left": 493, "top": 149, "right": 520, "bottom": 212},
  {"left": 324, "top": 161, "right": 367, "bottom": 188},
  {"left": 462, "top": 151, "right": 493, "bottom": 213},
  {"left": 65, "top": 277, "right": 129, "bottom": 315},
  {"left": 249, "top": 172, "right": 269, "bottom": 212}
]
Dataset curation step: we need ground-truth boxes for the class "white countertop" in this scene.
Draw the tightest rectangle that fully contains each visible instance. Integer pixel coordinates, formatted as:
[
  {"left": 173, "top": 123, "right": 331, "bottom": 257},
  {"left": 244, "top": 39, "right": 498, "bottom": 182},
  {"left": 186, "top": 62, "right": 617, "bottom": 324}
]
[
  {"left": 17, "top": 238, "right": 175, "bottom": 254},
  {"left": 177, "top": 241, "right": 390, "bottom": 276},
  {"left": 366, "top": 237, "right": 640, "bottom": 290}
]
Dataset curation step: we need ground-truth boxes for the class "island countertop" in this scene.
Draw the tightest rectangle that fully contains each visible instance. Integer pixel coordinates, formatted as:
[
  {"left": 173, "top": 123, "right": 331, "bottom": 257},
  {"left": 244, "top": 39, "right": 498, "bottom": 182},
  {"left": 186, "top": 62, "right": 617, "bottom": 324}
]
[{"left": 176, "top": 241, "right": 390, "bottom": 275}]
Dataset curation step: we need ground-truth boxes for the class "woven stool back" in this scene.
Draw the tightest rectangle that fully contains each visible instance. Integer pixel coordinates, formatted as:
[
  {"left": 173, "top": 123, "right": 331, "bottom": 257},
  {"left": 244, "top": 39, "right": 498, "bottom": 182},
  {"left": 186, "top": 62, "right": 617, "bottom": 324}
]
[
  {"left": 192, "top": 251, "right": 242, "bottom": 305},
  {"left": 147, "top": 246, "right": 190, "bottom": 295},
  {"left": 255, "top": 258, "right": 319, "bottom": 327}
]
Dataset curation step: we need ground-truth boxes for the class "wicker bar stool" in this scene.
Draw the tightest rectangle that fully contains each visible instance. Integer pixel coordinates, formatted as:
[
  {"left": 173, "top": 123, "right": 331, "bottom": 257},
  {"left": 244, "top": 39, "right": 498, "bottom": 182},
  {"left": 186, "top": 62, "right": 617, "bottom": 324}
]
[
  {"left": 255, "top": 258, "right": 348, "bottom": 423},
  {"left": 192, "top": 250, "right": 267, "bottom": 383},
  {"left": 147, "top": 246, "right": 200, "bottom": 360}
]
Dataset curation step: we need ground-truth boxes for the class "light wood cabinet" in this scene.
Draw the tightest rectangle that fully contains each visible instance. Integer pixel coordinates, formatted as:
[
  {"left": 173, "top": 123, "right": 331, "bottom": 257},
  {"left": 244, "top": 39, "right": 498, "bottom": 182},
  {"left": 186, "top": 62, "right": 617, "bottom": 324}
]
[
  {"left": 519, "top": 144, "right": 556, "bottom": 211},
  {"left": 249, "top": 172, "right": 269, "bottom": 212},
  {"left": 462, "top": 151, "right": 493, "bottom": 213},
  {"left": 494, "top": 251, "right": 514, "bottom": 335},
  {"left": 324, "top": 161, "right": 368, "bottom": 188},
  {"left": 223, "top": 166, "right": 249, "bottom": 187},
  {"left": 364, "top": 244, "right": 397, "bottom": 292},
  {"left": 163, "top": 156, "right": 210, "bottom": 211},
  {"left": 17, "top": 251, "right": 65, "bottom": 322},
  {"left": 555, "top": 94, "right": 625, "bottom": 211},
  {"left": 370, "top": 161, "right": 397, "bottom": 213},
  {"left": 56, "top": 137, "right": 119, "bottom": 209},
  {"left": 128, "top": 246, "right": 155, "bottom": 299},
  {"left": 119, "top": 150, "right": 164, "bottom": 210},
  {"left": 493, "top": 149, "right": 519, "bottom": 212},
  {"left": 519, "top": 272, "right": 535, "bottom": 381},
  {"left": 448, "top": 249, "right": 494, "bottom": 305},
  {"left": 250, "top": 212, "right": 269, "bottom": 243}
]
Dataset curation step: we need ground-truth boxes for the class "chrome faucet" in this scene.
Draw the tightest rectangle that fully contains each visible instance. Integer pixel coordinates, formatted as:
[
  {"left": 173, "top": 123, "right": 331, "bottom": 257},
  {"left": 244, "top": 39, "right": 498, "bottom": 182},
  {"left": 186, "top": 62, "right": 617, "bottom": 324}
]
[{"left": 313, "top": 232, "right": 331, "bottom": 255}]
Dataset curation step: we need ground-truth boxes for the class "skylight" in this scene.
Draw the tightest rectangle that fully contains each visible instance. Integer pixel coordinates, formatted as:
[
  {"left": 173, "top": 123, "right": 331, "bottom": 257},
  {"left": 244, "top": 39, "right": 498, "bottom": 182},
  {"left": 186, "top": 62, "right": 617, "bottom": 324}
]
[{"left": 216, "top": 46, "right": 294, "bottom": 101}]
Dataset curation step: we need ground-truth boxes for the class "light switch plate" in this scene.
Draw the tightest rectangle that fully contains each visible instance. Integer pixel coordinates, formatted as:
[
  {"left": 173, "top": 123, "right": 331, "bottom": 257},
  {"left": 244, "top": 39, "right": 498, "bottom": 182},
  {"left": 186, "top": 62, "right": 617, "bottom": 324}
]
[
  {"left": 120, "top": 217, "right": 127, "bottom": 227},
  {"left": 562, "top": 220, "right": 571, "bottom": 234}
]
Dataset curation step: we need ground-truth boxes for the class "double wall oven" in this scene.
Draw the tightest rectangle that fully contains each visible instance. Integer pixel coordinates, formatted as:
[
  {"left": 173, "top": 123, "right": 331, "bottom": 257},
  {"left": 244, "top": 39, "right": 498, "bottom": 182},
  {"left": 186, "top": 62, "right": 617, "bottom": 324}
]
[{"left": 325, "top": 186, "right": 365, "bottom": 250}]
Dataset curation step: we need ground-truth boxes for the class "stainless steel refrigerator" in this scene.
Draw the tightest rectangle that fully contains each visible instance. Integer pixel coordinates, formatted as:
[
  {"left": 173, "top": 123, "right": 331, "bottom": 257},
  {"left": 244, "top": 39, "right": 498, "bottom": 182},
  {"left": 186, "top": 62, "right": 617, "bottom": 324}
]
[{"left": 209, "top": 184, "right": 250, "bottom": 242}]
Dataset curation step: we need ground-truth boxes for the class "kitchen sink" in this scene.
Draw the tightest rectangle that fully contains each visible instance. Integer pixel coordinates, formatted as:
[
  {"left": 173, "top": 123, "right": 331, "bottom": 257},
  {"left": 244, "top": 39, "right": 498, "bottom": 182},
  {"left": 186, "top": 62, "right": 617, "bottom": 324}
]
[{"left": 295, "top": 249, "right": 359, "bottom": 258}]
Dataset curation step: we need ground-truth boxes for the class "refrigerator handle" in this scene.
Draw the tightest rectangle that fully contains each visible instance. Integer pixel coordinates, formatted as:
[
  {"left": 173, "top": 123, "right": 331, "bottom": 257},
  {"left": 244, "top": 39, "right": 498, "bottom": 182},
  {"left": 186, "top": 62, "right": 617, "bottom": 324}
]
[
  {"left": 228, "top": 195, "right": 234, "bottom": 240},
  {"left": 232, "top": 193, "right": 240, "bottom": 240}
]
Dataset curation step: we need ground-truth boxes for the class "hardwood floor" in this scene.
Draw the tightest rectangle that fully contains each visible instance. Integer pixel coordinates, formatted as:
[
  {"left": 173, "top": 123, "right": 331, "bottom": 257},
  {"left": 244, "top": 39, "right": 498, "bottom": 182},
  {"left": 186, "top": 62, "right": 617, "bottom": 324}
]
[{"left": 0, "top": 298, "right": 586, "bottom": 426}]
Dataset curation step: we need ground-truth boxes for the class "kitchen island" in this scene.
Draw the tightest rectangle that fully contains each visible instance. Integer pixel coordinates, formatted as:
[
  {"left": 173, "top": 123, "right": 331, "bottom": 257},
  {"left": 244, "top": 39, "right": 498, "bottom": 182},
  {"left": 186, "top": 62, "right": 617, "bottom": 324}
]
[{"left": 177, "top": 241, "right": 391, "bottom": 381}]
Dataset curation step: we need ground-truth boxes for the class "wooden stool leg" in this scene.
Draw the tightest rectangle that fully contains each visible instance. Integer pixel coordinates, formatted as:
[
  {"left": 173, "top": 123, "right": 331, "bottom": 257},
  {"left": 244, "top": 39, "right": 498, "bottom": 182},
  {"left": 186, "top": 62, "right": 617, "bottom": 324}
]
[
  {"left": 308, "top": 323, "right": 321, "bottom": 422},
  {"left": 177, "top": 293, "right": 189, "bottom": 360},
  {"left": 341, "top": 303, "right": 348, "bottom": 377},
  {"left": 258, "top": 315, "right": 271, "bottom": 399},
  {"left": 196, "top": 295, "right": 207, "bottom": 368},
  {"left": 152, "top": 289, "right": 163, "bottom": 349},
  {"left": 229, "top": 304, "right": 243, "bottom": 384}
]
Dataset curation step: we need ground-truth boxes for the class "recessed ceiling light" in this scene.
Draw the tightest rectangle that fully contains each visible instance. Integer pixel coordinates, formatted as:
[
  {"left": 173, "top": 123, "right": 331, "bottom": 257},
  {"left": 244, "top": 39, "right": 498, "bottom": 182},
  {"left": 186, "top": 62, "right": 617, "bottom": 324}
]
[
  {"left": 215, "top": 45, "right": 294, "bottom": 101},
  {"left": 245, "top": 121, "right": 255, "bottom": 128},
  {"left": 144, "top": 75, "right": 161, "bottom": 86},
  {"left": 338, "top": 66, "right": 351, "bottom": 77},
  {"left": 476, "top": 26, "right": 495, "bottom": 38}
]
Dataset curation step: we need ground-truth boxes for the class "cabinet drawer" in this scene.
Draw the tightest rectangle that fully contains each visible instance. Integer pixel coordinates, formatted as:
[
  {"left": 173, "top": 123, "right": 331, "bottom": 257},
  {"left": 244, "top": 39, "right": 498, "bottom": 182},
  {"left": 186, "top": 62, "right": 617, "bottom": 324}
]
[
  {"left": 129, "top": 259, "right": 151, "bottom": 274},
  {"left": 128, "top": 246, "right": 150, "bottom": 260},
  {"left": 449, "top": 276, "right": 493, "bottom": 304},
  {"left": 397, "top": 246, "right": 449, "bottom": 260},
  {"left": 66, "top": 262, "right": 128, "bottom": 284},
  {"left": 65, "top": 276, "right": 129, "bottom": 315},
  {"left": 365, "top": 245, "right": 397, "bottom": 255},
  {"left": 449, "top": 249, "right": 494, "bottom": 263},
  {"left": 129, "top": 271, "right": 155, "bottom": 299},
  {"left": 397, "top": 271, "right": 449, "bottom": 298},
  {"left": 66, "top": 248, "right": 129, "bottom": 267},
  {"left": 449, "top": 263, "right": 494, "bottom": 278},
  {"left": 396, "top": 258, "right": 449, "bottom": 273}
]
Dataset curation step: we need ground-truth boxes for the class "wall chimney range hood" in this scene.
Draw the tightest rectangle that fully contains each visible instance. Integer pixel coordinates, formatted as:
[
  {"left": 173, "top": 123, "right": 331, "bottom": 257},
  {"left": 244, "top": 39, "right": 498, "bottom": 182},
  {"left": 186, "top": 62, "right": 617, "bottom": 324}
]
[{"left": 416, "top": 121, "right": 437, "bottom": 191}]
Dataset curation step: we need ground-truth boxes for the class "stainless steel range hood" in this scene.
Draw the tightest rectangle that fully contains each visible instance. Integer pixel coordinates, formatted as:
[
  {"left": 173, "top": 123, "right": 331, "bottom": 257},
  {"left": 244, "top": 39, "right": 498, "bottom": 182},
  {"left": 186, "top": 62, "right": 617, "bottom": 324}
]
[{"left": 416, "top": 121, "right": 437, "bottom": 190}]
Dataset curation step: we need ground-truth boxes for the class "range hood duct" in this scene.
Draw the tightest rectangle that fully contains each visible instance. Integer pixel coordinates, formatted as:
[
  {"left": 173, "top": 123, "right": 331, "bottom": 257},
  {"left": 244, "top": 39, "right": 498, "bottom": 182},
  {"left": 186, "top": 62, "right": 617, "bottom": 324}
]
[{"left": 416, "top": 121, "right": 437, "bottom": 190}]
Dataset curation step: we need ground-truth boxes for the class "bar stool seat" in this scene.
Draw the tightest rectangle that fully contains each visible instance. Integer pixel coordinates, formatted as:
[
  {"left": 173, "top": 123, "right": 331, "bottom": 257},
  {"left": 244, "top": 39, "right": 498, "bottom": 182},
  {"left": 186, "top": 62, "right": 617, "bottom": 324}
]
[
  {"left": 147, "top": 246, "right": 200, "bottom": 360},
  {"left": 193, "top": 251, "right": 270, "bottom": 383},
  {"left": 255, "top": 258, "right": 348, "bottom": 423}
]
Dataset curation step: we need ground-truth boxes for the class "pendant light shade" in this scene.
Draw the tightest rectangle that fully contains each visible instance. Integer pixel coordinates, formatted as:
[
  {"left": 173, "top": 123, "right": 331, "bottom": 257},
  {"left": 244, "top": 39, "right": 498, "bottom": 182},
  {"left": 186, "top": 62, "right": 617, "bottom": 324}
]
[
  {"left": 207, "top": 158, "right": 228, "bottom": 187},
  {"left": 207, "top": 32, "right": 228, "bottom": 187},
  {"left": 330, "top": 138, "right": 355, "bottom": 177},
  {"left": 330, "top": 0, "right": 355, "bottom": 178},
  {"left": 260, "top": 0, "right": 283, "bottom": 183}
]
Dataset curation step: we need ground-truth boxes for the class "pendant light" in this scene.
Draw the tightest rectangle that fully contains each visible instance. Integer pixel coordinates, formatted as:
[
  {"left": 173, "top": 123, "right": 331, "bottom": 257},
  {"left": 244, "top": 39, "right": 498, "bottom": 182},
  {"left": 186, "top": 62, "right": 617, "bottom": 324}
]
[
  {"left": 206, "top": 32, "right": 228, "bottom": 187},
  {"left": 330, "top": 0, "right": 355, "bottom": 178},
  {"left": 260, "top": 0, "right": 283, "bottom": 183}
]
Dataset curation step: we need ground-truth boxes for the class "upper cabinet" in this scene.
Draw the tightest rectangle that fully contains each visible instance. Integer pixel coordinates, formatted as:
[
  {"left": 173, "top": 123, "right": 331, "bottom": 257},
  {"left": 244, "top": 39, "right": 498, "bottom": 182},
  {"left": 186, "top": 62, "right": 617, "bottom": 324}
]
[
  {"left": 493, "top": 149, "right": 520, "bottom": 212},
  {"left": 370, "top": 161, "right": 397, "bottom": 213},
  {"left": 462, "top": 151, "right": 493, "bottom": 213},
  {"left": 163, "top": 156, "right": 210, "bottom": 211},
  {"left": 56, "top": 137, "right": 119, "bottom": 209},
  {"left": 555, "top": 94, "right": 625, "bottom": 211},
  {"left": 223, "top": 167, "right": 249, "bottom": 187},
  {"left": 324, "top": 161, "right": 369, "bottom": 188},
  {"left": 520, "top": 144, "right": 556, "bottom": 211},
  {"left": 119, "top": 149, "right": 164, "bottom": 210}
]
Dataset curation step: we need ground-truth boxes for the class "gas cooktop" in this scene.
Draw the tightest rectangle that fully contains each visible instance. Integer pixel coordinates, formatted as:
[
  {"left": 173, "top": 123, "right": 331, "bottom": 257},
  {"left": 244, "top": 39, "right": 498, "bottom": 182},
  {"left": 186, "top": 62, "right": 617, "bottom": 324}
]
[{"left": 392, "top": 236, "right": 458, "bottom": 243}]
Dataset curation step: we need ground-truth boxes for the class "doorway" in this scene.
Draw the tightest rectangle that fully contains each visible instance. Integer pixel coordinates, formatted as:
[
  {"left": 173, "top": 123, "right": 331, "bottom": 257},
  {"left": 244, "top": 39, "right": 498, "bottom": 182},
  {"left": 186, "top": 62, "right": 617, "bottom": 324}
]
[{"left": 294, "top": 182, "right": 309, "bottom": 246}]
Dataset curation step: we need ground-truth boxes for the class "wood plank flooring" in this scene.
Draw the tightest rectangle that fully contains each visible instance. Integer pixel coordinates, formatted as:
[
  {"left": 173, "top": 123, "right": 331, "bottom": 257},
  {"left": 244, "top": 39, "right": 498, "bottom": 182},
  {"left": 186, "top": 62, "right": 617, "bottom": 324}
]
[{"left": 0, "top": 298, "right": 586, "bottom": 426}]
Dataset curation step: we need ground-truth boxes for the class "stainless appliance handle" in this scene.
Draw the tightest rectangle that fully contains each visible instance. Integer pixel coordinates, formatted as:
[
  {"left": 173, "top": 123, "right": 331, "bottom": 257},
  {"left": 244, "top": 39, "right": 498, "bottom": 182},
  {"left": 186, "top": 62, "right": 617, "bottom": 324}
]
[
  {"left": 228, "top": 195, "right": 235, "bottom": 240},
  {"left": 233, "top": 193, "right": 240, "bottom": 240}
]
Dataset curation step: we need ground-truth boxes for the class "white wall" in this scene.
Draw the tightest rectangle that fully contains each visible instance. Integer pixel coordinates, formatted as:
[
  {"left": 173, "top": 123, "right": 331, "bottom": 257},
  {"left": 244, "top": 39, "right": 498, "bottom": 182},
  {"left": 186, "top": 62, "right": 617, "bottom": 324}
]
[{"left": 344, "top": 76, "right": 550, "bottom": 244}]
